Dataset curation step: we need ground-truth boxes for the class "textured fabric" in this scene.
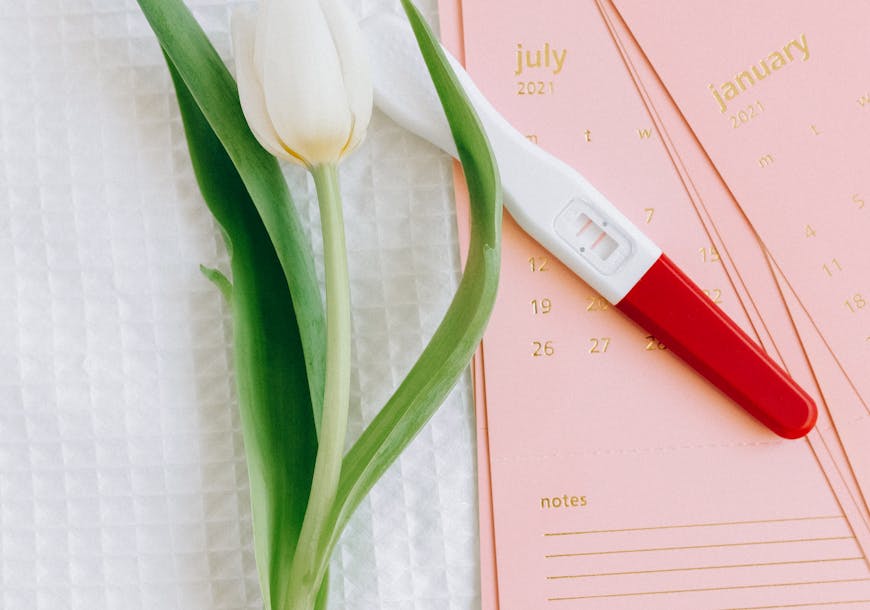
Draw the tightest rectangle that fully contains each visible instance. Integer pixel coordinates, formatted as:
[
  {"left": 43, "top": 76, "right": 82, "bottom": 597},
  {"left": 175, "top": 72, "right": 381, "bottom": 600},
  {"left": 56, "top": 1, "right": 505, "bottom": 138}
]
[{"left": 0, "top": 1, "right": 479, "bottom": 608}]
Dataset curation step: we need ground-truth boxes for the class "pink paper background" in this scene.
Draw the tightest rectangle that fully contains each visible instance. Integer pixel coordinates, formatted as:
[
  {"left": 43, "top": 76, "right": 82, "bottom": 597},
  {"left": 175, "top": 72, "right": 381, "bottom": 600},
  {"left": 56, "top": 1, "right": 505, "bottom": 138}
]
[{"left": 438, "top": 1, "right": 870, "bottom": 607}]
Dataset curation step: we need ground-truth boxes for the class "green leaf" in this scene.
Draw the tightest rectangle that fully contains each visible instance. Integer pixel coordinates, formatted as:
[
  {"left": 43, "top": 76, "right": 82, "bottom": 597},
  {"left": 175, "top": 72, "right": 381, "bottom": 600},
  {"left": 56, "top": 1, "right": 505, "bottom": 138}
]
[
  {"left": 199, "top": 264, "right": 233, "bottom": 302},
  {"left": 310, "top": 0, "right": 503, "bottom": 586},
  {"left": 137, "top": 0, "right": 326, "bottom": 432},
  {"left": 164, "top": 45, "right": 323, "bottom": 610},
  {"left": 141, "top": 0, "right": 500, "bottom": 605}
]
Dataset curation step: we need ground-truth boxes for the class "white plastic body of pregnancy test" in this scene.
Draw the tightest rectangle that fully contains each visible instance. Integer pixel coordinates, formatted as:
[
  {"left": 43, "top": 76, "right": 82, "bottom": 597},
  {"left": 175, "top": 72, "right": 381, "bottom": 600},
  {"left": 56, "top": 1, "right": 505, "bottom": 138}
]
[{"left": 361, "top": 12, "right": 661, "bottom": 304}]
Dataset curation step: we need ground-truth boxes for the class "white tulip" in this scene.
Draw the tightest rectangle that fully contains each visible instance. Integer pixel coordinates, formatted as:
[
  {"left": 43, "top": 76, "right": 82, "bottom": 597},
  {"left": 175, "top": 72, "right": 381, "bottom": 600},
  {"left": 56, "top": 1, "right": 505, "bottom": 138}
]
[
  {"left": 232, "top": 0, "right": 373, "bottom": 167},
  {"left": 232, "top": 2, "right": 374, "bottom": 607}
]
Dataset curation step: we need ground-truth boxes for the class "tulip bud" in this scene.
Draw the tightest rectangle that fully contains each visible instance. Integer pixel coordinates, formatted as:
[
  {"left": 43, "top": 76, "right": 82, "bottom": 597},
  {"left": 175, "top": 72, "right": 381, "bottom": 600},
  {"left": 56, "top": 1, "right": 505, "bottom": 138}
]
[{"left": 232, "top": 0, "right": 373, "bottom": 167}]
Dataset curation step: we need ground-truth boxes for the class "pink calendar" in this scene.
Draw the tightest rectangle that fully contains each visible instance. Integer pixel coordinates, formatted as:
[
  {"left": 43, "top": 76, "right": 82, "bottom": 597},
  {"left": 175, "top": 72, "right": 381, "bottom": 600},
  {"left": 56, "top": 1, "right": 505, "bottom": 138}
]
[{"left": 437, "top": 1, "right": 870, "bottom": 607}]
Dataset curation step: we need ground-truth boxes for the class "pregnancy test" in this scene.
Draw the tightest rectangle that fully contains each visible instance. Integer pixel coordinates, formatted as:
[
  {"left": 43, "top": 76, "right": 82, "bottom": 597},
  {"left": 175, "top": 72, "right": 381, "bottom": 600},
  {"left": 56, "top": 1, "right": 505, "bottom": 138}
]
[{"left": 361, "top": 12, "right": 817, "bottom": 439}]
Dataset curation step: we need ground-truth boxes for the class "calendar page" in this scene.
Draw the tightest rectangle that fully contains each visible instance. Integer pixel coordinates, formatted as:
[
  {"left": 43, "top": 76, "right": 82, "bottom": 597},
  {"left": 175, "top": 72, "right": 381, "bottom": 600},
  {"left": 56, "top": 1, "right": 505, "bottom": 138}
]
[
  {"left": 611, "top": 0, "right": 870, "bottom": 408},
  {"left": 598, "top": 0, "right": 870, "bottom": 532},
  {"left": 436, "top": 1, "right": 870, "bottom": 608}
]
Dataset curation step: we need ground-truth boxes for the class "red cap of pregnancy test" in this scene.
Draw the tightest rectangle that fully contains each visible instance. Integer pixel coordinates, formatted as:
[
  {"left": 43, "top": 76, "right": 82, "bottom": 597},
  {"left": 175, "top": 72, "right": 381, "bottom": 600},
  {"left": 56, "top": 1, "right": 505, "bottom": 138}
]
[{"left": 616, "top": 255, "right": 817, "bottom": 439}]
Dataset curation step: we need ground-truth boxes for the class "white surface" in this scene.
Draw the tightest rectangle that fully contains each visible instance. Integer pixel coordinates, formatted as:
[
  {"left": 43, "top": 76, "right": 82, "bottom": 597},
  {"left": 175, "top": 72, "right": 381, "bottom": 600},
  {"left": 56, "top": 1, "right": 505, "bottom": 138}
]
[
  {"left": 364, "top": 11, "right": 661, "bottom": 304},
  {"left": 0, "top": 1, "right": 479, "bottom": 608}
]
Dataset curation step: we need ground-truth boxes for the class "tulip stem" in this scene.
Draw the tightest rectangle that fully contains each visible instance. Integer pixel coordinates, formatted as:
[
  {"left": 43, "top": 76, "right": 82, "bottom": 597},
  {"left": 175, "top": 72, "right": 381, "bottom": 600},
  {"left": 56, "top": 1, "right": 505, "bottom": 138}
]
[{"left": 286, "top": 163, "right": 351, "bottom": 609}]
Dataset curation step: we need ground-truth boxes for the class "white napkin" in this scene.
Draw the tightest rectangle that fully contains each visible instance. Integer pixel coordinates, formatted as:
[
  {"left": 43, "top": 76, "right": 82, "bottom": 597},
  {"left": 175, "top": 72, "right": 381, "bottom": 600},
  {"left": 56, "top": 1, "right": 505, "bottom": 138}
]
[{"left": 0, "top": 1, "right": 479, "bottom": 608}]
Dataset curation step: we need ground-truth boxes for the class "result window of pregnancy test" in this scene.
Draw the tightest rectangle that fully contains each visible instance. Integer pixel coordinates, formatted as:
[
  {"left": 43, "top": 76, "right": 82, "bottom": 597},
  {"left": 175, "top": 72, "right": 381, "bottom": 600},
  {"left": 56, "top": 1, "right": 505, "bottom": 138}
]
[{"left": 554, "top": 199, "right": 632, "bottom": 274}]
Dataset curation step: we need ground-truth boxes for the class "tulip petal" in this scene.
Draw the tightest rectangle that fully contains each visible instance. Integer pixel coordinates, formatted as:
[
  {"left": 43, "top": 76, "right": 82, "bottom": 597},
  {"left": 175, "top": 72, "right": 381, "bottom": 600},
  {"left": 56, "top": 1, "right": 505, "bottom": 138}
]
[
  {"left": 253, "top": 4, "right": 268, "bottom": 85},
  {"left": 231, "top": 9, "right": 294, "bottom": 162},
  {"left": 259, "top": 0, "right": 352, "bottom": 166},
  {"left": 318, "top": 0, "right": 373, "bottom": 156}
]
